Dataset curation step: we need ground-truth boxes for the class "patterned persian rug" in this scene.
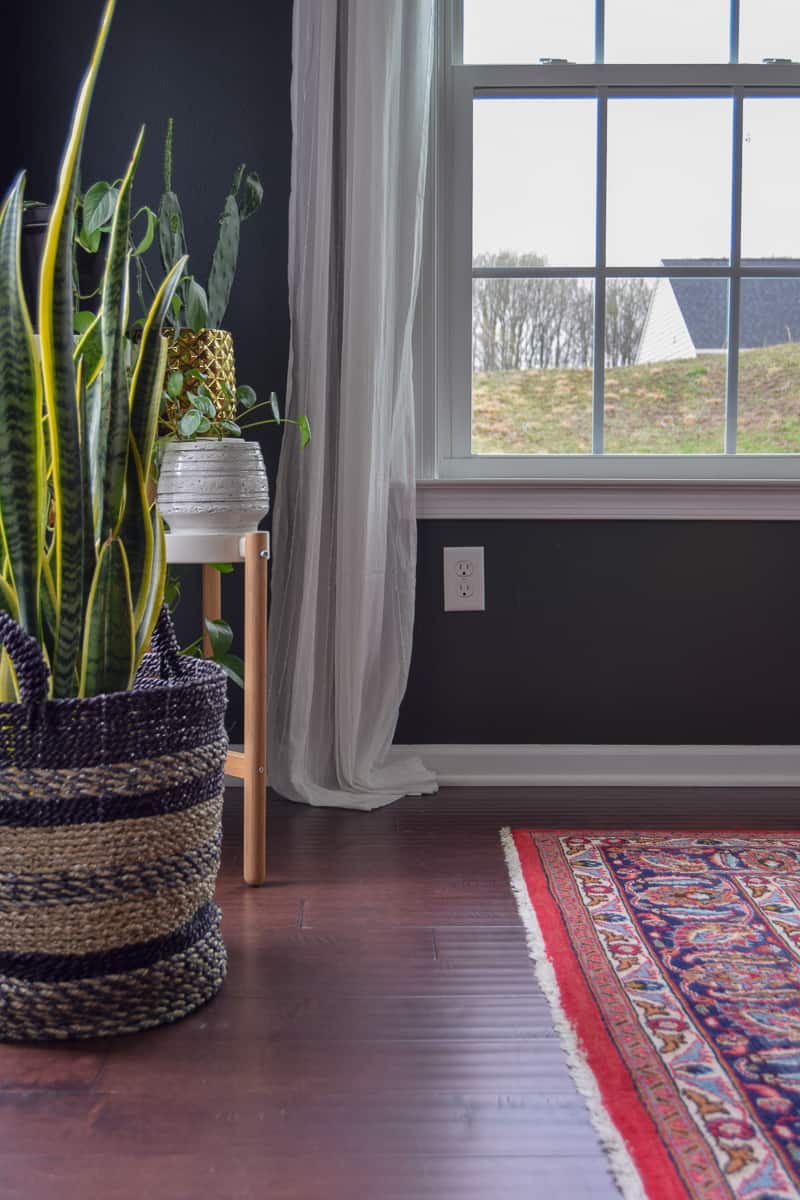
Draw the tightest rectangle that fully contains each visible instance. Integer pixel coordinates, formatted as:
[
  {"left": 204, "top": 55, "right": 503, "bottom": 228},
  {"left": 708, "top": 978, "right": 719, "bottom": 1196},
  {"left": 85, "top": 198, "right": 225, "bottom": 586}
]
[{"left": 502, "top": 829, "right": 800, "bottom": 1200}]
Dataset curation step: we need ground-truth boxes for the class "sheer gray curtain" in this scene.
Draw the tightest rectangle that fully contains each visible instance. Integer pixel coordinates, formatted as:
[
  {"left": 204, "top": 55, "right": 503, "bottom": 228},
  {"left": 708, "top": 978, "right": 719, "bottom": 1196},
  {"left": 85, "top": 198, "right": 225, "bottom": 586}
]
[{"left": 267, "top": 0, "right": 438, "bottom": 809}]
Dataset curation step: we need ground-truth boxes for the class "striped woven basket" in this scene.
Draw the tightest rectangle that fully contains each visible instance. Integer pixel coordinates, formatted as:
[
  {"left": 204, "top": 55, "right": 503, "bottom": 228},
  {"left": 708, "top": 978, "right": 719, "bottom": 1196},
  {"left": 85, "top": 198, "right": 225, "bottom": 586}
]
[{"left": 0, "top": 608, "right": 228, "bottom": 1041}]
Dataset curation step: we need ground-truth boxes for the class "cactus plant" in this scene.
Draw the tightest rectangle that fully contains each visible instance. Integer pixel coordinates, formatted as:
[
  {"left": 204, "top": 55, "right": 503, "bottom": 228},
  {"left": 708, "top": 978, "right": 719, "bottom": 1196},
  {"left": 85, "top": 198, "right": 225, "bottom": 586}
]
[{"left": 157, "top": 118, "right": 263, "bottom": 333}]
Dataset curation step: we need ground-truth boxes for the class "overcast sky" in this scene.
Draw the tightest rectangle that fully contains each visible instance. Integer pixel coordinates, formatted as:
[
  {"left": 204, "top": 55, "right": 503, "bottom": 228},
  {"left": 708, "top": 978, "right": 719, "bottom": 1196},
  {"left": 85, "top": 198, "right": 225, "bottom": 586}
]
[{"left": 467, "top": 1, "right": 800, "bottom": 264}]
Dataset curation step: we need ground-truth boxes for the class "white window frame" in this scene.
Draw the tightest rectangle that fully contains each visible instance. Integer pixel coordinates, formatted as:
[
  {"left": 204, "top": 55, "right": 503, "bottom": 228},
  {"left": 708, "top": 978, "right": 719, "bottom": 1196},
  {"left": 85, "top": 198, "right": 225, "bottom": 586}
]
[{"left": 415, "top": 0, "right": 800, "bottom": 518}]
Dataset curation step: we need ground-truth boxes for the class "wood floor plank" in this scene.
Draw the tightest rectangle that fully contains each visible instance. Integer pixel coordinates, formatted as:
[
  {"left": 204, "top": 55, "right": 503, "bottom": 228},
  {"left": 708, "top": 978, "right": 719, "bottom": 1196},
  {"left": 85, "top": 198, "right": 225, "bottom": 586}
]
[{"left": 0, "top": 1152, "right": 620, "bottom": 1200}]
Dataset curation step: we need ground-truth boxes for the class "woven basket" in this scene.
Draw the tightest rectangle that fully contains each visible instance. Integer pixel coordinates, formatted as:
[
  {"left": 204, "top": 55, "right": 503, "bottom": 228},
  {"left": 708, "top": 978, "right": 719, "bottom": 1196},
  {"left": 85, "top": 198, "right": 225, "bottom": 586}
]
[{"left": 0, "top": 608, "right": 228, "bottom": 1041}]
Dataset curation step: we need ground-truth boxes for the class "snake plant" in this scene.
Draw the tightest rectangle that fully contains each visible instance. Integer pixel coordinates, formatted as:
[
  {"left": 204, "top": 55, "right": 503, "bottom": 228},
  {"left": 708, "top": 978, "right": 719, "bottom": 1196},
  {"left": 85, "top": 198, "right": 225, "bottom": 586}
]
[{"left": 0, "top": 0, "right": 185, "bottom": 699}]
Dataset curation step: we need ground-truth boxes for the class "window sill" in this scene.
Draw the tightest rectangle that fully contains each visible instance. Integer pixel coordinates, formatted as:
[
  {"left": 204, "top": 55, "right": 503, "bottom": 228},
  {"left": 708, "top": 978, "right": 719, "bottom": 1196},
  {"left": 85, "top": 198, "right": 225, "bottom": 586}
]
[{"left": 415, "top": 478, "right": 800, "bottom": 520}]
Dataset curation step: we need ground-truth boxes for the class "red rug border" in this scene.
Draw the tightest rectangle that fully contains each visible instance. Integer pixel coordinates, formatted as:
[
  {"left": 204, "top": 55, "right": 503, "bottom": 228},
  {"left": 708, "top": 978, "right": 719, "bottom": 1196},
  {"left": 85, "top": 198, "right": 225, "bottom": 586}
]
[{"left": 510, "top": 827, "right": 723, "bottom": 1200}]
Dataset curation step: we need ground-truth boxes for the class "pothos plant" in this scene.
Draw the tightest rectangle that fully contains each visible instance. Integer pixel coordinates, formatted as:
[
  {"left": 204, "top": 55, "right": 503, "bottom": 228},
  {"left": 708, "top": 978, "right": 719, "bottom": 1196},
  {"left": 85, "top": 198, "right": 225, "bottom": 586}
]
[{"left": 73, "top": 177, "right": 157, "bottom": 335}]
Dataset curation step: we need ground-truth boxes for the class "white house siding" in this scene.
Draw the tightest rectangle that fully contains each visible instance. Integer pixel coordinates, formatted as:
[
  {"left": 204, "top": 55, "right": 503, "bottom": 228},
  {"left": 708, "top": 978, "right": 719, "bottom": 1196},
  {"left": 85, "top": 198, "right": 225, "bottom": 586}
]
[{"left": 635, "top": 279, "right": 696, "bottom": 364}]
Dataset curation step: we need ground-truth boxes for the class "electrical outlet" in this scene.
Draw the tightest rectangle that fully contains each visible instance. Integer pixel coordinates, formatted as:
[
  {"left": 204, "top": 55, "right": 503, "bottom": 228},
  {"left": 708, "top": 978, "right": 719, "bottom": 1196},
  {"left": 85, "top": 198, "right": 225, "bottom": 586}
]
[{"left": 443, "top": 547, "right": 485, "bottom": 611}]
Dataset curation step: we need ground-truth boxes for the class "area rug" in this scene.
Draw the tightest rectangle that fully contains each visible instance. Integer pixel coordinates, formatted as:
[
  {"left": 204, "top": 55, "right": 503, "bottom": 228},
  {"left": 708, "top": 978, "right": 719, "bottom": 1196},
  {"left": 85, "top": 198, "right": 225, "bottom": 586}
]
[{"left": 502, "top": 829, "right": 800, "bottom": 1200}]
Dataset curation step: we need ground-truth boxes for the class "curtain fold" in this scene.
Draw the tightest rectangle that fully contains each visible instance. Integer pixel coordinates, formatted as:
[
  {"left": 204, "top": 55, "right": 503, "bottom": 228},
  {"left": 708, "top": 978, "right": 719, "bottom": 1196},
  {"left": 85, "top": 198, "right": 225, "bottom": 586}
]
[{"left": 267, "top": 0, "right": 438, "bottom": 809}]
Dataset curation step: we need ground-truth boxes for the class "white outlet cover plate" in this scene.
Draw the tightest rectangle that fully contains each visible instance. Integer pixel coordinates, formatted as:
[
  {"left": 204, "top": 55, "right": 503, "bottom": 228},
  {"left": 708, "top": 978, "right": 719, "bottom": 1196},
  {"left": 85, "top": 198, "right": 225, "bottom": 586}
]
[{"left": 443, "top": 546, "right": 485, "bottom": 611}]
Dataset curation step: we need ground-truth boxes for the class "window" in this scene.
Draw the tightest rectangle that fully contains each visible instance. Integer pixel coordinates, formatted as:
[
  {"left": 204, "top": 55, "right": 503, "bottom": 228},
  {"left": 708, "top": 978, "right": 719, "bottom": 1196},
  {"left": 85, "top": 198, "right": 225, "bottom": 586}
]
[{"left": 421, "top": 0, "right": 800, "bottom": 507}]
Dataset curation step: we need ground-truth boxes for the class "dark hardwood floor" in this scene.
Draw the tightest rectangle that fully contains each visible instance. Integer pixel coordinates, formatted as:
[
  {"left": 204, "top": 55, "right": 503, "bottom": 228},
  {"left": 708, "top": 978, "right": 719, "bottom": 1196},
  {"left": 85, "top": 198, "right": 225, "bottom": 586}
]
[{"left": 2, "top": 785, "right": 799, "bottom": 1200}]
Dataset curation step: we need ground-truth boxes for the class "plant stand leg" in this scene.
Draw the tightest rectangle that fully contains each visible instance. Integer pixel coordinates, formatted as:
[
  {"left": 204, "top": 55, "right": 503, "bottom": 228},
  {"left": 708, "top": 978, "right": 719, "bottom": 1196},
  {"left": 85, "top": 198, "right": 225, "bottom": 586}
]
[
  {"left": 242, "top": 531, "right": 268, "bottom": 885},
  {"left": 202, "top": 565, "right": 222, "bottom": 655}
]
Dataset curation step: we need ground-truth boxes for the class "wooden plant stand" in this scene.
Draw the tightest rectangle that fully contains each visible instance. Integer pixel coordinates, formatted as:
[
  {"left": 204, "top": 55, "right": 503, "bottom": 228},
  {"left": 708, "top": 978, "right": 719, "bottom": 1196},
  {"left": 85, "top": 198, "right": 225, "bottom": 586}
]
[{"left": 165, "top": 530, "right": 270, "bottom": 885}]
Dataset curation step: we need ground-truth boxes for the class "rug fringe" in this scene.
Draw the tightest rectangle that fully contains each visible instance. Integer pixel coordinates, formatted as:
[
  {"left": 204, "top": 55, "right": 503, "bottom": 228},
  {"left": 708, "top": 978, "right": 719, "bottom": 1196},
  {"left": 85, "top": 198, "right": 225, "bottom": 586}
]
[{"left": 500, "top": 827, "right": 649, "bottom": 1200}]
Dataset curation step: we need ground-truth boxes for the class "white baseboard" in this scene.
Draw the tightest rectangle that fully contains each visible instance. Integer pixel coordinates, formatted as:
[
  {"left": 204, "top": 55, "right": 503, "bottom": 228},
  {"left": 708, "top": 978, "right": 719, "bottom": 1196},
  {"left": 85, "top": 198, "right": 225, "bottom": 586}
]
[{"left": 388, "top": 744, "right": 800, "bottom": 788}]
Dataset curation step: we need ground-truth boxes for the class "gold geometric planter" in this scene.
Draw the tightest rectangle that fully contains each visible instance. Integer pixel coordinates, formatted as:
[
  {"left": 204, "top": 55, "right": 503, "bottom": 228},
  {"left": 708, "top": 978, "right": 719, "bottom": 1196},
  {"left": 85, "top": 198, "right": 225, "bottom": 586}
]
[{"left": 166, "top": 328, "right": 237, "bottom": 420}]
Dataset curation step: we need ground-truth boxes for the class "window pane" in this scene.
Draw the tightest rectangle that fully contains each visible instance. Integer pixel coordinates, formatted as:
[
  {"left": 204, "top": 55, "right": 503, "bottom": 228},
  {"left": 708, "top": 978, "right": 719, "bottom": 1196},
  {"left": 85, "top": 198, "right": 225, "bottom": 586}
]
[
  {"left": 737, "top": 279, "right": 800, "bottom": 453},
  {"left": 742, "top": 99, "right": 800, "bottom": 259},
  {"left": 605, "top": 0, "right": 729, "bottom": 63},
  {"left": 472, "top": 278, "right": 593, "bottom": 454},
  {"left": 740, "top": 0, "right": 800, "bottom": 63},
  {"left": 473, "top": 98, "right": 596, "bottom": 266},
  {"left": 463, "top": 0, "right": 594, "bottom": 64},
  {"left": 606, "top": 277, "right": 727, "bottom": 453},
  {"left": 606, "top": 99, "right": 732, "bottom": 267}
]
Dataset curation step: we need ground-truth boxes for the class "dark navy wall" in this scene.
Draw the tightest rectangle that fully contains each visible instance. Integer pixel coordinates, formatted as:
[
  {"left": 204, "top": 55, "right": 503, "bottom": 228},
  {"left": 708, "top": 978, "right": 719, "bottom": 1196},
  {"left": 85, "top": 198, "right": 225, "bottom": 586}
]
[{"left": 396, "top": 519, "right": 800, "bottom": 745}]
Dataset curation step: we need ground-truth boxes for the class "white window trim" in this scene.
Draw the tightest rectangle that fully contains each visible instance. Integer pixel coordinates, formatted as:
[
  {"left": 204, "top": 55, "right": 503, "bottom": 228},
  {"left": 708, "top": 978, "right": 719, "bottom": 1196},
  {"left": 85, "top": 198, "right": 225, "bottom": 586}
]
[{"left": 414, "top": 0, "right": 800, "bottom": 519}]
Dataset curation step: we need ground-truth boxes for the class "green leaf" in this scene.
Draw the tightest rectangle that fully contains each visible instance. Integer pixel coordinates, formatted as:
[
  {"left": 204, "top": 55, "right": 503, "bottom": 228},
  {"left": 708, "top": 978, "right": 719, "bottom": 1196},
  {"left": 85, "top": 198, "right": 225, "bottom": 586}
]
[
  {"left": 158, "top": 190, "right": 185, "bottom": 276},
  {"left": 166, "top": 370, "right": 184, "bottom": 398},
  {"left": 229, "top": 164, "right": 245, "bottom": 198},
  {"left": 217, "top": 652, "right": 244, "bottom": 689},
  {"left": 196, "top": 393, "right": 216, "bottom": 419},
  {"left": 185, "top": 368, "right": 205, "bottom": 381},
  {"left": 207, "top": 193, "right": 239, "bottom": 329},
  {"left": 185, "top": 277, "right": 209, "bottom": 333},
  {"left": 196, "top": 415, "right": 211, "bottom": 434},
  {"left": 268, "top": 390, "right": 280, "bottom": 419},
  {"left": 38, "top": 0, "right": 117, "bottom": 695},
  {"left": 82, "top": 180, "right": 118, "bottom": 236},
  {"left": 298, "top": 413, "right": 311, "bottom": 448},
  {"left": 79, "top": 537, "right": 135, "bottom": 697},
  {"left": 117, "top": 437, "right": 153, "bottom": 626},
  {"left": 134, "top": 507, "right": 166, "bottom": 665},
  {"left": 203, "top": 616, "right": 233, "bottom": 658},
  {"left": 98, "top": 127, "right": 143, "bottom": 540},
  {"left": 240, "top": 171, "right": 263, "bottom": 221},
  {"left": 210, "top": 562, "right": 233, "bottom": 573},
  {"left": 178, "top": 409, "right": 203, "bottom": 438},
  {"left": 74, "top": 312, "right": 103, "bottom": 387},
  {"left": 219, "top": 420, "right": 241, "bottom": 436},
  {"left": 128, "top": 255, "right": 187, "bottom": 471},
  {"left": 164, "top": 570, "right": 181, "bottom": 611},
  {"left": 74, "top": 310, "right": 95, "bottom": 335},
  {"left": 131, "top": 205, "right": 156, "bottom": 256},
  {"left": 76, "top": 225, "right": 102, "bottom": 254},
  {"left": 237, "top": 384, "right": 257, "bottom": 410},
  {"left": 0, "top": 177, "right": 43, "bottom": 638}
]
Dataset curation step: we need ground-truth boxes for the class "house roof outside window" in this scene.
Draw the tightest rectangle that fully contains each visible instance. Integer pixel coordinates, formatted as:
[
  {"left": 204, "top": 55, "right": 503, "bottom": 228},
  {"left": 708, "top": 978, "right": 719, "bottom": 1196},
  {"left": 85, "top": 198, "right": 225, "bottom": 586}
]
[{"left": 635, "top": 259, "right": 800, "bottom": 363}]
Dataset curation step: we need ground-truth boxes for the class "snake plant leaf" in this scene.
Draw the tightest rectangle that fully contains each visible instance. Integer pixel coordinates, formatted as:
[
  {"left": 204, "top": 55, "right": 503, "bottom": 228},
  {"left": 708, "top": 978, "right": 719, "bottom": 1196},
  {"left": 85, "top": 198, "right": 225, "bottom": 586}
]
[
  {"left": 128, "top": 255, "right": 186, "bottom": 471},
  {"left": 76, "top": 358, "right": 97, "bottom": 614},
  {"left": 98, "top": 126, "right": 143, "bottom": 540},
  {"left": 207, "top": 193, "right": 240, "bottom": 329},
  {"left": 0, "top": 174, "right": 45, "bottom": 638},
  {"left": 79, "top": 536, "right": 134, "bottom": 697},
  {"left": 239, "top": 171, "right": 263, "bottom": 221},
  {"left": 0, "top": 576, "right": 19, "bottom": 622},
  {"left": 83, "top": 369, "right": 103, "bottom": 542},
  {"left": 39, "top": 0, "right": 116, "bottom": 696},
  {"left": 117, "top": 437, "right": 153, "bottom": 627},
  {"left": 73, "top": 309, "right": 103, "bottom": 386},
  {"left": 134, "top": 506, "right": 165, "bottom": 665}
]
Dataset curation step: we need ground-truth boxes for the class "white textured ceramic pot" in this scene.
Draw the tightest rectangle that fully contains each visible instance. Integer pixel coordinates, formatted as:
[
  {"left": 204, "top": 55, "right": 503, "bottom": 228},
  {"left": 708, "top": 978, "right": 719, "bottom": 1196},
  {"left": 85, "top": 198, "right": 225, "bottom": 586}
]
[{"left": 157, "top": 438, "right": 270, "bottom": 535}]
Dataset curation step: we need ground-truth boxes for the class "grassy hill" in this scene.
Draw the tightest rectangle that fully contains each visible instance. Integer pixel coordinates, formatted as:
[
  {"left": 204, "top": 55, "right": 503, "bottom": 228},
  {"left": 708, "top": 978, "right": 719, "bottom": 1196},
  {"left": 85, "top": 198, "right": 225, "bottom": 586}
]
[{"left": 472, "top": 343, "right": 800, "bottom": 455}]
